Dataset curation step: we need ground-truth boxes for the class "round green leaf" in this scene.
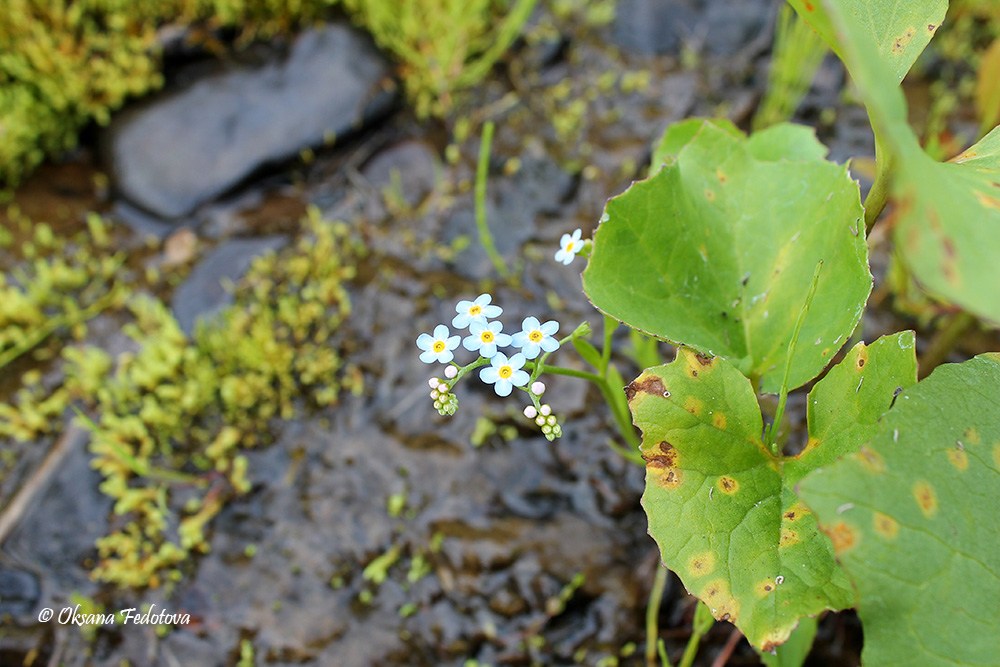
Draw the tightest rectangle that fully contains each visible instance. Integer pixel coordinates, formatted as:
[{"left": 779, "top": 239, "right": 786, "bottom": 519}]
[
  {"left": 630, "top": 333, "right": 914, "bottom": 650},
  {"left": 584, "top": 121, "right": 871, "bottom": 392},
  {"left": 798, "top": 354, "right": 1000, "bottom": 667}
]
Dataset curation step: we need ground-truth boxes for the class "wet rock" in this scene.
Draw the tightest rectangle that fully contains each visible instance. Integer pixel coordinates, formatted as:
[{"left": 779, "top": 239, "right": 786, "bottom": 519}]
[
  {"left": 361, "top": 141, "right": 440, "bottom": 211},
  {"left": 0, "top": 568, "right": 40, "bottom": 616},
  {"left": 171, "top": 235, "right": 287, "bottom": 335},
  {"left": 106, "top": 23, "right": 395, "bottom": 219},
  {"left": 614, "top": 0, "right": 775, "bottom": 56}
]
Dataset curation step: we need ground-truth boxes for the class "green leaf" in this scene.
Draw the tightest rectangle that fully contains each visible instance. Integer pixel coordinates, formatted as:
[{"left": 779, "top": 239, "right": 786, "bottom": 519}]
[
  {"left": 584, "top": 120, "right": 870, "bottom": 392},
  {"left": 798, "top": 354, "right": 1000, "bottom": 667},
  {"left": 572, "top": 337, "right": 603, "bottom": 369},
  {"left": 891, "top": 128, "right": 1000, "bottom": 324},
  {"left": 788, "top": 0, "right": 946, "bottom": 85},
  {"left": 630, "top": 332, "right": 915, "bottom": 650},
  {"left": 759, "top": 616, "right": 818, "bottom": 667},
  {"left": 651, "top": 117, "right": 741, "bottom": 171},
  {"left": 809, "top": 0, "right": 1000, "bottom": 323}
]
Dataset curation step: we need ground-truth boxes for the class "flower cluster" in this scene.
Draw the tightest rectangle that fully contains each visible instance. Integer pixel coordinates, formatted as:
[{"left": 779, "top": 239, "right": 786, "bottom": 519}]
[{"left": 416, "top": 293, "right": 564, "bottom": 440}]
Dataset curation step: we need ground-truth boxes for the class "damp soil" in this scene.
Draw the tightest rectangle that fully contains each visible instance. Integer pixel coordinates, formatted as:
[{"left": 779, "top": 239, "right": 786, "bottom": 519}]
[{"left": 2, "top": 3, "right": 996, "bottom": 666}]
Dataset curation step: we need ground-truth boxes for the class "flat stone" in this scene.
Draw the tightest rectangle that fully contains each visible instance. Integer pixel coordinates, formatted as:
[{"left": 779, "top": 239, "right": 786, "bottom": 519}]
[
  {"left": 106, "top": 23, "right": 395, "bottom": 219},
  {"left": 614, "top": 0, "right": 774, "bottom": 56},
  {"left": 172, "top": 236, "right": 287, "bottom": 335}
]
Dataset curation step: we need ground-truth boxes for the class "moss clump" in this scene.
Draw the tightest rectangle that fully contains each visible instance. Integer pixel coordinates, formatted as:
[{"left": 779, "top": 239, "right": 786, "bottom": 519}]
[{"left": 75, "top": 212, "right": 359, "bottom": 588}]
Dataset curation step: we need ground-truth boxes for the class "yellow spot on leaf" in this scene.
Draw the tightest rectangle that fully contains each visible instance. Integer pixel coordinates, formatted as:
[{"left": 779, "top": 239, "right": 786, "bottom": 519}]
[
  {"left": 855, "top": 345, "right": 868, "bottom": 371},
  {"left": 684, "top": 396, "right": 703, "bottom": 416},
  {"left": 688, "top": 551, "right": 716, "bottom": 577},
  {"left": 913, "top": 481, "right": 938, "bottom": 518},
  {"left": 975, "top": 190, "right": 1000, "bottom": 210},
  {"left": 716, "top": 169, "right": 727, "bottom": 183},
  {"left": 701, "top": 578, "right": 740, "bottom": 622},
  {"left": 755, "top": 580, "right": 776, "bottom": 598},
  {"left": 705, "top": 190, "right": 715, "bottom": 201},
  {"left": 647, "top": 466, "right": 682, "bottom": 490},
  {"left": 873, "top": 512, "right": 899, "bottom": 539},
  {"left": 712, "top": 412, "right": 727, "bottom": 429},
  {"left": 857, "top": 446, "right": 885, "bottom": 474},
  {"left": 964, "top": 427, "right": 981, "bottom": 445},
  {"left": 717, "top": 476, "right": 739, "bottom": 495},
  {"left": 796, "top": 437, "right": 819, "bottom": 458},
  {"left": 825, "top": 522, "right": 858, "bottom": 554},
  {"left": 993, "top": 442, "right": 1000, "bottom": 469},
  {"left": 783, "top": 504, "right": 809, "bottom": 522},
  {"left": 891, "top": 26, "right": 917, "bottom": 54},
  {"left": 947, "top": 448, "right": 969, "bottom": 471},
  {"left": 779, "top": 528, "right": 799, "bottom": 548}
]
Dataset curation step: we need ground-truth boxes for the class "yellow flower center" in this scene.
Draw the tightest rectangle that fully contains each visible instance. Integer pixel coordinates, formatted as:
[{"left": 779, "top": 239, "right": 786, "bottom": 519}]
[
  {"left": 498, "top": 366, "right": 513, "bottom": 379},
  {"left": 528, "top": 330, "right": 543, "bottom": 342},
  {"left": 469, "top": 305, "right": 482, "bottom": 316},
  {"left": 481, "top": 331, "right": 494, "bottom": 343},
  {"left": 432, "top": 341, "right": 446, "bottom": 353},
  {"left": 566, "top": 241, "right": 576, "bottom": 253}
]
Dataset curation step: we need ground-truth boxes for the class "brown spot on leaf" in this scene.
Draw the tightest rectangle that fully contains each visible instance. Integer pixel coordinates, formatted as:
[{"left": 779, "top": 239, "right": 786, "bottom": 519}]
[
  {"left": 625, "top": 374, "right": 666, "bottom": 403},
  {"left": 855, "top": 344, "right": 868, "bottom": 371},
  {"left": 647, "top": 466, "right": 682, "bottom": 490},
  {"left": 913, "top": 481, "right": 938, "bottom": 518},
  {"left": 684, "top": 396, "right": 703, "bottom": 416},
  {"left": 891, "top": 26, "right": 916, "bottom": 54},
  {"left": 783, "top": 504, "right": 809, "bottom": 522},
  {"left": 717, "top": 476, "right": 739, "bottom": 495},
  {"left": 712, "top": 412, "right": 727, "bottom": 429},
  {"left": 701, "top": 578, "right": 740, "bottom": 622},
  {"left": 643, "top": 441, "right": 679, "bottom": 468},
  {"left": 874, "top": 512, "right": 899, "bottom": 539},
  {"left": 779, "top": 529, "right": 799, "bottom": 548},
  {"left": 705, "top": 189, "right": 715, "bottom": 201}
]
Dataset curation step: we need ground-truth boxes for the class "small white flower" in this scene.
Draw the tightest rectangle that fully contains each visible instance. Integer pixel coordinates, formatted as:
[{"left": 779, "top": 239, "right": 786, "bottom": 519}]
[
  {"left": 479, "top": 352, "right": 529, "bottom": 397},
  {"left": 416, "top": 325, "right": 461, "bottom": 364},
  {"left": 554, "top": 229, "right": 583, "bottom": 265},
  {"left": 524, "top": 405, "right": 538, "bottom": 419},
  {"left": 444, "top": 365, "right": 458, "bottom": 379},
  {"left": 452, "top": 293, "right": 502, "bottom": 329},
  {"left": 511, "top": 317, "right": 560, "bottom": 359},
  {"left": 463, "top": 320, "right": 511, "bottom": 359},
  {"left": 530, "top": 381, "right": 546, "bottom": 395}
]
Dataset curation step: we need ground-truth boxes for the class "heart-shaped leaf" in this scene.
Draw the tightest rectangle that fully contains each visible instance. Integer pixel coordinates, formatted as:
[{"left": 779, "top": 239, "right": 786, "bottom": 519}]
[
  {"left": 631, "top": 332, "right": 915, "bottom": 650},
  {"left": 798, "top": 354, "right": 1000, "bottom": 666},
  {"left": 584, "top": 121, "right": 870, "bottom": 392}
]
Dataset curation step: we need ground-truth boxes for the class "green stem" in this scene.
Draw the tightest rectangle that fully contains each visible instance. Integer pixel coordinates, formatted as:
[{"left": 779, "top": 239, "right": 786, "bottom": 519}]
[
  {"left": 600, "top": 314, "right": 615, "bottom": 376},
  {"left": 678, "top": 602, "right": 715, "bottom": 667},
  {"left": 918, "top": 311, "right": 976, "bottom": 378},
  {"left": 766, "top": 260, "right": 823, "bottom": 453},
  {"left": 864, "top": 128, "right": 894, "bottom": 232},
  {"left": 646, "top": 564, "right": 670, "bottom": 666},
  {"left": 475, "top": 121, "right": 510, "bottom": 280}
]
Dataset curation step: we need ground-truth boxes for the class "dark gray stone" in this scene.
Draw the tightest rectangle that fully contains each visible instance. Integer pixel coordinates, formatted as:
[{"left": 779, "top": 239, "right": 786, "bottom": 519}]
[
  {"left": 172, "top": 236, "right": 287, "bottom": 335},
  {"left": 106, "top": 24, "right": 395, "bottom": 219},
  {"left": 614, "top": 0, "right": 775, "bottom": 56},
  {"left": 361, "top": 140, "right": 440, "bottom": 209},
  {"left": 0, "top": 568, "right": 40, "bottom": 616}
]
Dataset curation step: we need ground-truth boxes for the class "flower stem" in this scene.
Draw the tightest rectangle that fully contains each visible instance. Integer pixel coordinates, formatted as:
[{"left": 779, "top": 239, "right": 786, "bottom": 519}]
[
  {"left": 646, "top": 564, "right": 670, "bottom": 666},
  {"left": 475, "top": 121, "right": 510, "bottom": 280}
]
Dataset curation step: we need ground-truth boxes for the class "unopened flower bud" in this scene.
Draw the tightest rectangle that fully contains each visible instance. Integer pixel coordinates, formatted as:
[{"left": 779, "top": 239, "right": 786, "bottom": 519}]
[
  {"left": 531, "top": 381, "right": 546, "bottom": 395},
  {"left": 445, "top": 365, "right": 458, "bottom": 379},
  {"left": 540, "top": 404, "right": 551, "bottom": 416},
  {"left": 524, "top": 405, "right": 538, "bottom": 419},
  {"left": 535, "top": 416, "right": 545, "bottom": 426},
  {"left": 428, "top": 377, "right": 441, "bottom": 389}
]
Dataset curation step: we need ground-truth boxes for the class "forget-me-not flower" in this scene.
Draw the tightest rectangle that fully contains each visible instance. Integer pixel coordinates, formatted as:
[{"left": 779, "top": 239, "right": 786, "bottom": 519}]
[
  {"left": 554, "top": 229, "right": 583, "bottom": 265},
  {"left": 452, "top": 293, "right": 502, "bottom": 329},
  {"left": 511, "top": 317, "right": 560, "bottom": 359},
  {"left": 416, "top": 324, "right": 461, "bottom": 364},
  {"left": 463, "top": 320, "right": 511, "bottom": 359},
  {"left": 479, "top": 352, "right": 529, "bottom": 397}
]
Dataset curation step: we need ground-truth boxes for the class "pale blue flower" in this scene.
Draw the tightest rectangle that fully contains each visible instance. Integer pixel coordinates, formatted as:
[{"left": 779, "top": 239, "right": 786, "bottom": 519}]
[
  {"left": 463, "top": 320, "right": 511, "bottom": 359},
  {"left": 416, "top": 324, "right": 460, "bottom": 364},
  {"left": 554, "top": 229, "right": 583, "bottom": 265},
  {"left": 452, "top": 293, "right": 502, "bottom": 329},
  {"left": 511, "top": 317, "right": 560, "bottom": 359},
  {"left": 479, "top": 352, "right": 529, "bottom": 397}
]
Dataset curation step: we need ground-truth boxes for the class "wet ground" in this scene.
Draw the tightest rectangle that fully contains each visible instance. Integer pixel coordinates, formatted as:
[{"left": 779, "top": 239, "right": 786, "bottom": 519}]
[{"left": 2, "top": 2, "right": 995, "bottom": 666}]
